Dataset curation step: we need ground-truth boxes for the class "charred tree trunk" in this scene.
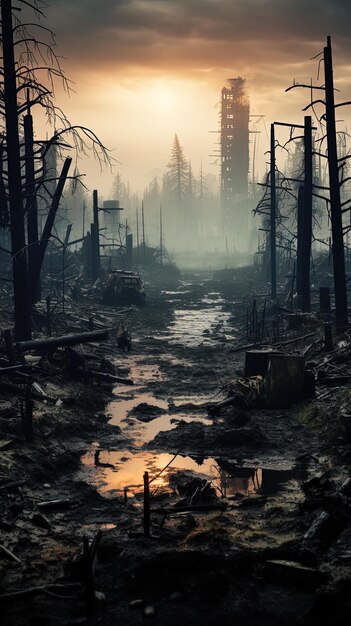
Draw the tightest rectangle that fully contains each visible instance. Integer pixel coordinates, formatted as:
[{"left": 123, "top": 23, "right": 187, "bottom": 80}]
[
  {"left": 324, "top": 36, "right": 348, "bottom": 329},
  {"left": 91, "top": 190, "right": 100, "bottom": 281},
  {"left": 24, "top": 97, "right": 40, "bottom": 302},
  {"left": 300, "top": 115, "right": 313, "bottom": 312},
  {"left": 29, "top": 158, "right": 72, "bottom": 304},
  {"left": 1, "top": 0, "right": 31, "bottom": 340},
  {"left": 142, "top": 200, "right": 146, "bottom": 264},
  {"left": 270, "top": 123, "right": 277, "bottom": 299},
  {"left": 296, "top": 185, "right": 304, "bottom": 305}
]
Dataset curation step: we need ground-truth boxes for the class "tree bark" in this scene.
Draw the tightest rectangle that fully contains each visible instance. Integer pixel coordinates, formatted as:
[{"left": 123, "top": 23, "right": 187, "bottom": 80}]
[
  {"left": 29, "top": 157, "right": 71, "bottom": 304},
  {"left": 1, "top": 0, "right": 31, "bottom": 340},
  {"left": 270, "top": 124, "right": 277, "bottom": 299},
  {"left": 24, "top": 100, "right": 40, "bottom": 302},
  {"left": 301, "top": 115, "right": 313, "bottom": 312},
  {"left": 324, "top": 36, "right": 348, "bottom": 329}
]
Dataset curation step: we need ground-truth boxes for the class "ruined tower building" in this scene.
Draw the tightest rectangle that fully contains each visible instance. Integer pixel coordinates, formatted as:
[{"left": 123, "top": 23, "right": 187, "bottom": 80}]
[{"left": 220, "top": 77, "right": 249, "bottom": 249}]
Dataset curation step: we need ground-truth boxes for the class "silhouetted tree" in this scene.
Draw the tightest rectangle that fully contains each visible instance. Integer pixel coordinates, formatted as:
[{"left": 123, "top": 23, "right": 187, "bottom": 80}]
[
  {"left": 0, "top": 0, "right": 110, "bottom": 338},
  {"left": 164, "top": 134, "right": 188, "bottom": 205}
]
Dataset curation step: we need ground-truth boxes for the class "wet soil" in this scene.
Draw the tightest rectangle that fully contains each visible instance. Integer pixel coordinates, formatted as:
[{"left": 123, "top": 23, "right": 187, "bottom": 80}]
[{"left": 1, "top": 269, "right": 351, "bottom": 625}]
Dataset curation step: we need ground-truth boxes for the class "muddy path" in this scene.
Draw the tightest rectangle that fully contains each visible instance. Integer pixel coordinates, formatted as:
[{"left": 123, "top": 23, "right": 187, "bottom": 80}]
[
  {"left": 2, "top": 270, "right": 351, "bottom": 625},
  {"left": 80, "top": 271, "right": 318, "bottom": 505}
]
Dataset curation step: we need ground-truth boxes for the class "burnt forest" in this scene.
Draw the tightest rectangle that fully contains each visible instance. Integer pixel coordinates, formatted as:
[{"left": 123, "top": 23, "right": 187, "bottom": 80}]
[{"left": 1, "top": 1, "right": 351, "bottom": 625}]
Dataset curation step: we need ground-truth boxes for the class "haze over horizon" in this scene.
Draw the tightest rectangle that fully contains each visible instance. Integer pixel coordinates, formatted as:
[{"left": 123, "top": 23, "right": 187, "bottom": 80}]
[{"left": 33, "top": 0, "right": 351, "bottom": 198}]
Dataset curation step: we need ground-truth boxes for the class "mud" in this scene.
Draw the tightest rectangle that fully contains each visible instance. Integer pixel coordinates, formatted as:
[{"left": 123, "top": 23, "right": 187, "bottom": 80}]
[{"left": 1, "top": 269, "right": 351, "bottom": 625}]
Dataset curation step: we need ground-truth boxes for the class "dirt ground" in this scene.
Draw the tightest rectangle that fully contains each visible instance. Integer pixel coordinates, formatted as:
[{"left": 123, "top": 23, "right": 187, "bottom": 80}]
[{"left": 1, "top": 268, "right": 351, "bottom": 625}]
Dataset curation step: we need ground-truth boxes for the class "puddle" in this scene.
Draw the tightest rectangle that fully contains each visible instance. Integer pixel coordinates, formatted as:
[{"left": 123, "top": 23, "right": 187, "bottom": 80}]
[
  {"left": 162, "top": 307, "right": 233, "bottom": 347},
  {"left": 81, "top": 448, "right": 308, "bottom": 501},
  {"left": 108, "top": 392, "right": 212, "bottom": 446}
]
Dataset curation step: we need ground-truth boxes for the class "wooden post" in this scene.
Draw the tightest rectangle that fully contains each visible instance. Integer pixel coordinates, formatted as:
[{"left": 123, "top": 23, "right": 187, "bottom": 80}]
[
  {"left": 160, "top": 204, "right": 163, "bottom": 265},
  {"left": 82, "top": 200, "right": 86, "bottom": 239},
  {"left": 46, "top": 296, "right": 52, "bottom": 337},
  {"left": 270, "top": 123, "right": 277, "bottom": 299},
  {"left": 1, "top": 0, "right": 31, "bottom": 340},
  {"left": 319, "top": 287, "right": 331, "bottom": 319},
  {"left": 62, "top": 225, "right": 72, "bottom": 314},
  {"left": 142, "top": 200, "right": 146, "bottom": 264},
  {"left": 324, "top": 322, "right": 334, "bottom": 352},
  {"left": 126, "top": 233, "right": 133, "bottom": 269},
  {"left": 22, "top": 385, "right": 34, "bottom": 442},
  {"left": 296, "top": 185, "right": 304, "bottom": 306},
  {"left": 136, "top": 207, "right": 139, "bottom": 268},
  {"left": 324, "top": 36, "right": 348, "bottom": 330},
  {"left": 143, "top": 471, "right": 150, "bottom": 537},
  {"left": 4, "top": 329, "right": 17, "bottom": 365},
  {"left": 91, "top": 190, "right": 101, "bottom": 281},
  {"left": 85, "top": 231, "right": 92, "bottom": 278}
]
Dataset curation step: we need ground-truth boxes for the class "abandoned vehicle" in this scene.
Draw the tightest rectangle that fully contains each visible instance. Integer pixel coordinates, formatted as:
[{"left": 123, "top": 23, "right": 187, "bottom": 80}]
[{"left": 102, "top": 270, "right": 146, "bottom": 305}]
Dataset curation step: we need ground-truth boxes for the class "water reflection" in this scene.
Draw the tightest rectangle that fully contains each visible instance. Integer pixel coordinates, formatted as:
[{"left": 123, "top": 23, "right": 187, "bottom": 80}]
[
  {"left": 81, "top": 448, "right": 308, "bottom": 500},
  {"left": 107, "top": 391, "right": 212, "bottom": 447}
]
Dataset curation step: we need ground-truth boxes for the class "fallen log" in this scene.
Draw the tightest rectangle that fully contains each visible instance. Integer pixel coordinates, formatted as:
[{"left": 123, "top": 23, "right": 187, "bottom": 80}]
[
  {"left": 37, "top": 499, "right": 77, "bottom": 511},
  {"left": 16, "top": 330, "right": 109, "bottom": 354}
]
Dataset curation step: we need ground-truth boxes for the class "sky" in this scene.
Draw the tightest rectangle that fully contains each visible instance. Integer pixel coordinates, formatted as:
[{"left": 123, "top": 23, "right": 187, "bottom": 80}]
[{"left": 31, "top": 0, "right": 351, "bottom": 197}]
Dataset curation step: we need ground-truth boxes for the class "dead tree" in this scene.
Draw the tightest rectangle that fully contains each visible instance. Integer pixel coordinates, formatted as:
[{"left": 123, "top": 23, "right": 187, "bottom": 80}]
[
  {"left": 1, "top": 0, "right": 31, "bottom": 340},
  {"left": 270, "top": 124, "right": 277, "bottom": 299},
  {"left": 24, "top": 95, "right": 40, "bottom": 301},
  {"left": 324, "top": 36, "right": 348, "bottom": 329},
  {"left": 286, "top": 36, "right": 348, "bottom": 329},
  {"left": 301, "top": 115, "right": 313, "bottom": 312},
  {"left": 0, "top": 0, "right": 111, "bottom": 339}
]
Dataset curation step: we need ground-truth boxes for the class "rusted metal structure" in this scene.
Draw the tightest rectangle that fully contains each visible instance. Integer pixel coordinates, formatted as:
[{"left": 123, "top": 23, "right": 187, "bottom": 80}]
[{"left": 220, "top": 77, "right": 250, "bottom": 247}]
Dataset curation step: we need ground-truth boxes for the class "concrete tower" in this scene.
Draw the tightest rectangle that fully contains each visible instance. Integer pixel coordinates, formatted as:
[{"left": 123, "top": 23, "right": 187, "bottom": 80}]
[{"left": 220, "top": 77, "right": 249, "bottom": 249}]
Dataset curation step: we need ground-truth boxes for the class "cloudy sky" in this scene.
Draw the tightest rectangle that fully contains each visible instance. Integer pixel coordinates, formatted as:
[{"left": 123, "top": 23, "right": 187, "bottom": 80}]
[{"left": 37, "top": 0, "right": 351, "bottom": 195}]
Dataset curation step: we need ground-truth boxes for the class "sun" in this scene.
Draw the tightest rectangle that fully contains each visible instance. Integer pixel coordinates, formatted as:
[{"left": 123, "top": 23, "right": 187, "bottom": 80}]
[{"left": 148, "top": 80, "right": 174, "bottom": 110}]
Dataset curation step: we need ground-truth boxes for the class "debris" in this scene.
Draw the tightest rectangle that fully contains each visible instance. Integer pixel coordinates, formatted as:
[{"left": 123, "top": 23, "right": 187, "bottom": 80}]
[
  {"left": 0, "top": 543, "right": 22, "bottom": 564},
  {"left": 129, "top": 599, "right": 144, "bottom": 609},
  {"left": 37, "top": 499, "right": 77, "bottom": 511},
  {"left": 264, "top": 559, "right": 327, "bottom": 588},
  {"left": 144, "top": 605, "right": 156, "bottom": 619},
  {"left": 29, "top": 512, "right": 52, "bottom": 530}
]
